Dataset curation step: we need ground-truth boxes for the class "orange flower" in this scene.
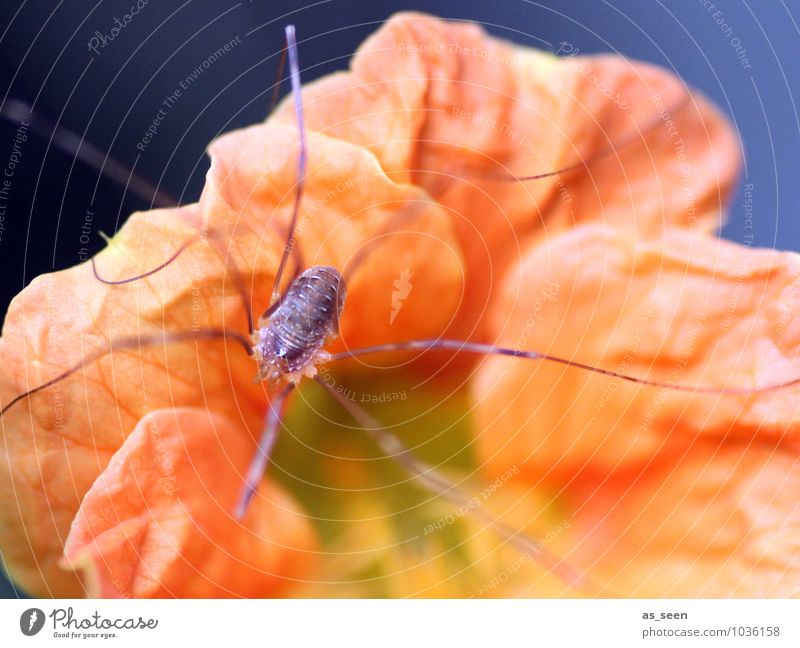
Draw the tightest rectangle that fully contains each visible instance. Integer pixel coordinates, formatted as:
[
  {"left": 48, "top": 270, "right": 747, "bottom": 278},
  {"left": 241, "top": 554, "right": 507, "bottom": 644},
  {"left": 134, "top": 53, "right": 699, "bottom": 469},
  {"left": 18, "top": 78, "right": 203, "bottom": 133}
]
[{"left": 1, "top": 12, "right": 791, "bottom": 598}]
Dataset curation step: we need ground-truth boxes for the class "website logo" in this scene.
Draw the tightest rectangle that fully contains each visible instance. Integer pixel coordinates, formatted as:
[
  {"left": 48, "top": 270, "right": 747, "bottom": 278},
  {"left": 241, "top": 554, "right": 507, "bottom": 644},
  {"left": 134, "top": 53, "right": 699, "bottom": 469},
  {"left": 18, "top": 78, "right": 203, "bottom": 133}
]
[{"left": 20, "top": 608, "right": 45, "bottom": 636}]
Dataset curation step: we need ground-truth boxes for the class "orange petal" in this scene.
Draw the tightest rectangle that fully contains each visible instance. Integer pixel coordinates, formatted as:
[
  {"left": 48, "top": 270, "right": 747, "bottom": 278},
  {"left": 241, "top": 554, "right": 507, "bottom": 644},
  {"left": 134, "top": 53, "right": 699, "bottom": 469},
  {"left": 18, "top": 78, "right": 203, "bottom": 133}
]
[
  {"left": 0, "top": 118, "right": 464, "bottom": 596},
  {"left": 287, "top": 12, "right": 738, "bottom": 232},
  {"left": 62, "top": 407, "right": 315, "bottom": 597},
  {"left": 0, "top": 95, "right": 466, "bottom": 596},
  {"left": 474, "top": 223, "right": 800, "bottom": 481},
  {"left": 0, "top": 205, "right": 268, "bottom": 596},
  {"left": 203, "top": 122, "right": 465, "bottom": 348},
  {"left": 566, "top": 440, "right": 800, "bottom": 596},
  {"left": 278, "top": 12, "right": 739, "bottom": 335},
  {"left": 516, "top": 54, "right": 741, "bottom": 237}
]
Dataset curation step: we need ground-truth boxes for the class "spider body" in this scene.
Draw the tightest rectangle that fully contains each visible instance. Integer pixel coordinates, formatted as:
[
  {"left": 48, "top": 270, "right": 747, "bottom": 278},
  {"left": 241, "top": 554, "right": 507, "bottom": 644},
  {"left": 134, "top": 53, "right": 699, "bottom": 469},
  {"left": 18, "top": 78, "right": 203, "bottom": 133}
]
[{"left": 254, "top": 265, "right": 346, "bottom": 385}]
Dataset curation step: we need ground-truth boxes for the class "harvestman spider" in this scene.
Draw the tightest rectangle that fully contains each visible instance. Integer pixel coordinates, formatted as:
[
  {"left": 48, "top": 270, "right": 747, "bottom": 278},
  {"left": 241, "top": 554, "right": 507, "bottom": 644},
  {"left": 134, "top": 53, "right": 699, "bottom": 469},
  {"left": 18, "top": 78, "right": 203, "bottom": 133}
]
[{"left": 2, "top": 25, "right": 797, "bottom": 595}]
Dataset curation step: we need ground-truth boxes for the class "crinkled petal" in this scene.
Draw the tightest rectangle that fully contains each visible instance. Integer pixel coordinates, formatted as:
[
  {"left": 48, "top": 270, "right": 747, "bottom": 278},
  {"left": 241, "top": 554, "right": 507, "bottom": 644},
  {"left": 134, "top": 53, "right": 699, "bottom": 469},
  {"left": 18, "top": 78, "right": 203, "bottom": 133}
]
[
  {"left": 203, "top": 122, "right": 465, "bottom": 347},
  {"left": 474, "top": 223, "right": 800, "bottom": 480},
  {"left": 566, "top": 441, "right": 800, "bottom": 596},
  {"left": 0, "top": 204, "right": 268, "bottom": 596},
  {"left": 277, "top": 12, "right": 740, "bottom": 335},
  {"left": 62, "top": 407, "right": 315, "bottom": 597}
]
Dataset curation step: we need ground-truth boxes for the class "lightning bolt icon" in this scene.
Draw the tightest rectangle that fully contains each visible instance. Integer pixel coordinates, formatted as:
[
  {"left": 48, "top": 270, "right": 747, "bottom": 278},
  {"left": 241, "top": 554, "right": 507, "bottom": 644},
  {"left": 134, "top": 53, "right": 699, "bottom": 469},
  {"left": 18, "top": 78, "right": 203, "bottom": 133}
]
[
  {"left": 389, "top": 267, "right": 413, "bottom": 325},
  {"left": 28, "top": 610, "right": 37, "bottom": 631}
]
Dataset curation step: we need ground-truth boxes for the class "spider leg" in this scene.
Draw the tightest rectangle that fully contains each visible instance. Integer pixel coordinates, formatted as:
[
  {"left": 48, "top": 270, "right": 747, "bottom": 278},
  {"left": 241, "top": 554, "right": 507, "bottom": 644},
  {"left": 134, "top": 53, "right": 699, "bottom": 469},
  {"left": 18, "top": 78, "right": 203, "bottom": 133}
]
[
  {"left": 0, "top": 328, "right": 253, "bottom": 419},
  {"left": 91, "top": 225, "right": 258, "bottom": 337},
  {"left": 91, "top": 236, "right": 196, "bottom": 286},
  {"left": 337, "top": 98, "right": 692, "bottom": 290},
  {"left": 256, "top": 24, "right": 308, "bottom": 328},
  {"left": 78, "top": 26, "right": 308, "bottom": 332},
  {"left": 269, "top": 25, "right": 308, "bottom": 307},
  {"left": 470, "top": 93, "right": 692, "bottom": 183},
  {"left": 316, "top": 376, "right": 599, "bottom": 595},
  {"left": 326, "top": 338, "right": 800, "bottom": 395},
  {"left": 234, "top": 383, "right": 295, "bottom": 519}
]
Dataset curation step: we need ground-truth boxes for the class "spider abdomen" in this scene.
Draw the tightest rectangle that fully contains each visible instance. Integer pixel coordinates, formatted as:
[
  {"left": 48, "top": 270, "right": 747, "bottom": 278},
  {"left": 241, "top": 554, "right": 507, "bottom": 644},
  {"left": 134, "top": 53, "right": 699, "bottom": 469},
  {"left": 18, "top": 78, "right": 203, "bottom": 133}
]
[{"left": 256, "top": 265, "right": 346, "bottom": 382}]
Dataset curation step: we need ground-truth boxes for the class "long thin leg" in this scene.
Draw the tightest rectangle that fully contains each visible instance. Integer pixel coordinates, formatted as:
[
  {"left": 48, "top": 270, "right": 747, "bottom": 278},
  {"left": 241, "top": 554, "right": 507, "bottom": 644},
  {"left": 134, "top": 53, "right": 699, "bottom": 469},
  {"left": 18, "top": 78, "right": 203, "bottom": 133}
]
[
  {"left": 327, "top": 338, "right": 800, "bottom": 396},
  {"left": 234, "top": 383, "right": 295, "bottom": 519},
  {"left": 80, "top": 40, "right": 685, "bottom": 318},
  {"left": 91, "top": 227, "right": 256, "bottom": 336},
  {"left": 0, "top": 99, "right": 176, "bottom": 207},
  {"left": 495, "top": 93, "right": 691, "bottom": 182},
  {"left": 91, "top": 237, "right": 195, "bottom": 285},
  {"left": 77, "top": 26, "right": 304, "bottom": 330},
  {"left": 316, "top": 376, "right": 599, "bottom": 595},
  {"left": 257, "top": 248, "right": 304, "bottom": 324},
  {"left": 340, "top": 95, "right": 689, "bottom": 285},
  {"left": 0, "top": 328, "right": 253, "bottom": 419},
  {"left": 200, "top": 227, "right": 256, "bottom": 336},
  {"left": 269, "top": 24, "right": 307, "bottom": 307}
]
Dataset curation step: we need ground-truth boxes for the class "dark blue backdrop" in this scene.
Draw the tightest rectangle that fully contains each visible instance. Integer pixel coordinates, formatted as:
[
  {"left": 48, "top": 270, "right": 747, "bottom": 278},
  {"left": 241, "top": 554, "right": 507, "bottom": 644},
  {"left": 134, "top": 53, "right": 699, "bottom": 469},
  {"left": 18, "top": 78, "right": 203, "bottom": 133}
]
[{"left": 1, "top": 0, "right": 799, "bottom": 598}]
